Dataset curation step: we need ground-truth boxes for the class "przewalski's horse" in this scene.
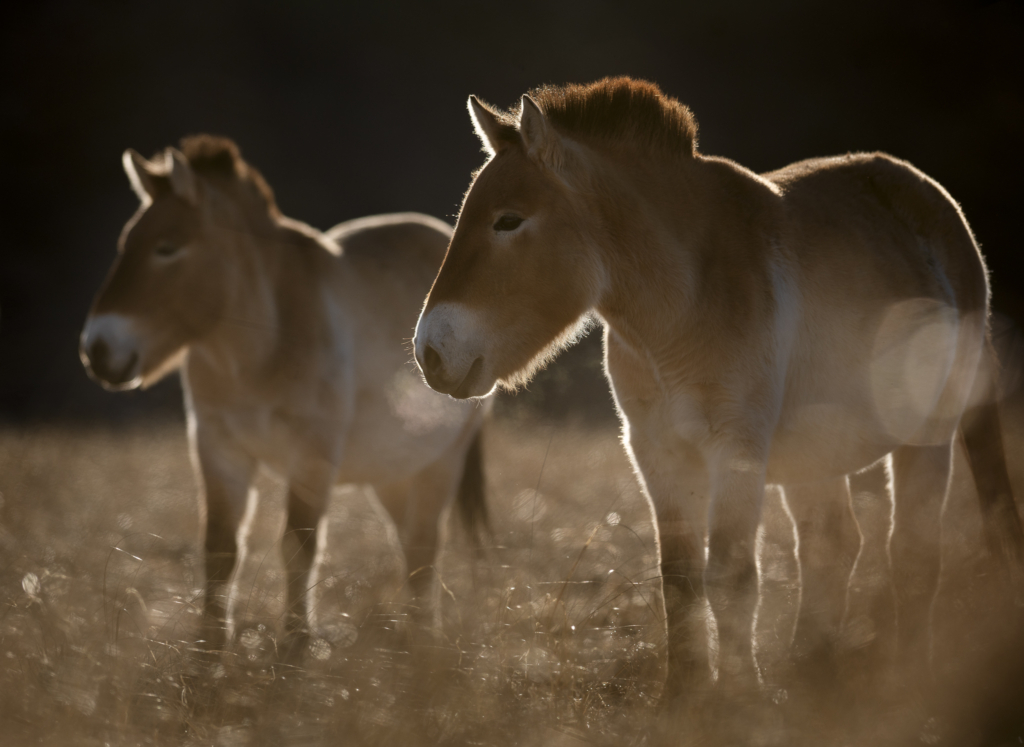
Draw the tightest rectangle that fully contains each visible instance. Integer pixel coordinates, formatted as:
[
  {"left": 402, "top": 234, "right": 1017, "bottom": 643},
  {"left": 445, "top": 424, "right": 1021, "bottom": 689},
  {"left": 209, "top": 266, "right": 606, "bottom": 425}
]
[
  {"left": 81, "top": 135, "right": 490, "bottom": 650},
  {"left": 414, "top": 78, "right": 1024, "bottom": 694}
]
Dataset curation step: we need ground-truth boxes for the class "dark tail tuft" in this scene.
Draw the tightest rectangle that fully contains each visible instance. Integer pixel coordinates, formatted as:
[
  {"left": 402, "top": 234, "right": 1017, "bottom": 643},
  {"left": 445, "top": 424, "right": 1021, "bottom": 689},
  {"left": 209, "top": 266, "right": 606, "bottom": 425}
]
[
  {"left": 455, "top": 430, "right": 490, "bottom": 546},
  {"left": 960, "top": 352, "right": 1024, "bottom": 567}
]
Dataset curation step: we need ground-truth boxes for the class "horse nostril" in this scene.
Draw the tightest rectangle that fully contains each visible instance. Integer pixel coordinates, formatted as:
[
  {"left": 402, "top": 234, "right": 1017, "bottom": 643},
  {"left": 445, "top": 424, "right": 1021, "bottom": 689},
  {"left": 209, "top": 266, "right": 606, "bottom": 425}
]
[
  {"left": 123, "top": 352, "right": 139, "bottom": 379},
  {"left": 422, "top": 344, "right": 444, "bottom": 379},
  {"left": 89, "top": 338, "right": 110, "bottom": 371}
]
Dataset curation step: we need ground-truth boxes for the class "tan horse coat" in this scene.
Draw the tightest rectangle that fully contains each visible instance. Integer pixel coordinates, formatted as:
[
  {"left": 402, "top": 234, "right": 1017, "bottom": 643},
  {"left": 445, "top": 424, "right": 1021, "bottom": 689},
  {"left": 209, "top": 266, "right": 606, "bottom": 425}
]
[
  {"left": 82, "top": 136, "right": 488, "bottom": 648},
  {"left": 415, "top": 78, "right": 1022, "bottom": 692}
]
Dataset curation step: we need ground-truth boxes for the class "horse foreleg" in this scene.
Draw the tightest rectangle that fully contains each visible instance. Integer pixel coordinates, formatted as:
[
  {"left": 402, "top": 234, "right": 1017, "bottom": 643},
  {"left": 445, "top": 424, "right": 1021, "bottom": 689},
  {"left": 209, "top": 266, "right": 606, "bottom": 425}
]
[
  {"left": 195, "top": 423, "right": 257, "bottom": 651},
  {"left": 704, "top": 459, "right": 766, "bottom": 689},
  {"left": 631, "top": 438, "right": 713, "bottom": 697},
  {"left": 283, "top": 467, "right": 334, "bottom": 643},
  {"left": 889, "top": 442, "right": 952, "bottom": 677}
]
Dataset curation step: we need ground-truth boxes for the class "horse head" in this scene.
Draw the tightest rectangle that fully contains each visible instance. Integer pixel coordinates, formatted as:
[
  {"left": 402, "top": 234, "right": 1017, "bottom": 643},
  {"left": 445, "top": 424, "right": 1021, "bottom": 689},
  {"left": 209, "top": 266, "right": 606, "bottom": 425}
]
[
  {"left": 81, "top": 137, "right": 260, "bottom": 389},
  {"left": 414, "top": 96, "right": 601, "bottom": 399}
]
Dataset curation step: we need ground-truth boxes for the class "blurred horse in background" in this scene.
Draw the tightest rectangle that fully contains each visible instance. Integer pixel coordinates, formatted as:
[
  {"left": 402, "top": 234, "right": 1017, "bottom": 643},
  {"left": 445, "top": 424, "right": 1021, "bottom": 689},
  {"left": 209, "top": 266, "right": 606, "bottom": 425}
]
[
  {"left": 414, "top": 77, "right": 1023, "bottom": 697},
  {"left": 81, "top": 135, "right": 490, "bottom": 653}
]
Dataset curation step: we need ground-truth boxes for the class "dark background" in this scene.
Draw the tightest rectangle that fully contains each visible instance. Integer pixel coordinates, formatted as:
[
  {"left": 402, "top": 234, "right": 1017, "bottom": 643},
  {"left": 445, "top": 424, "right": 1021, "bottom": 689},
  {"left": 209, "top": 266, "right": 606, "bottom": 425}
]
[{"left": 2, "top": 0, "right": 1022, "bottom": 424}]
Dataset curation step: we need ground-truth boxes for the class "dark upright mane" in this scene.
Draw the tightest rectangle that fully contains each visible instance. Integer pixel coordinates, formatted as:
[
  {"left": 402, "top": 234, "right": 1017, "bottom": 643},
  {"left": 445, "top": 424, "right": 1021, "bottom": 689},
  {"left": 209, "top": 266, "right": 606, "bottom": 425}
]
[
  {"left": 179, "top": 134, "right": 279, "bottom": 216},
  {"left": 529, "top": 77, "right": 698, "bottom": 156},
  {"left": 181, "top": 135, "right": 243, "bottom": 178},
  {"left": 478, "top": 77, "right": 699, "bottom": 157}
]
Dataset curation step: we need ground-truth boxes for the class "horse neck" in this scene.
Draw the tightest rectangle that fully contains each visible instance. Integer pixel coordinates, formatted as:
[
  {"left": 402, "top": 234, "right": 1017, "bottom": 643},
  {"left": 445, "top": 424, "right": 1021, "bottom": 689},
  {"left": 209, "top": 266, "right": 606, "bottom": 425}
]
[
  {"left": 587, "top": 152, "right": 704, "bottom": 350},
  {"left": 588, "top": 152, "right": 778, "bottom": 372},
  {"left": 191, "top": 208, "right": 299, "bottom": 380}
]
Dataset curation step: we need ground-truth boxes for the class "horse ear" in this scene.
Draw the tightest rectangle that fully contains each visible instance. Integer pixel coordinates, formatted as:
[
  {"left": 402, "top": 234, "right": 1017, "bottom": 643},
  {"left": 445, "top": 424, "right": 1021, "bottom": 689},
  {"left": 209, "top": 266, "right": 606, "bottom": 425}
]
[
  {"left": 468, "top": 95, "right": 509, "bottom": 156},
  {"left": 519, "top": 95, "right": 562, "bottom": 167},
  {"left": 123, "top": 148, "right": 157, "bottom": 204},
  {"left": 165, "top": 147, "right": 198, "bottom": 205}
]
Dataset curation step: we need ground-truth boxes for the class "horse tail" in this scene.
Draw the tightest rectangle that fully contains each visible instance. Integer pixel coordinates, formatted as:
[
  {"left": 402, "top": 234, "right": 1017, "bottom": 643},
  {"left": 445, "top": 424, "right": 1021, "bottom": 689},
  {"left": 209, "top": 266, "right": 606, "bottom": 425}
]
[
  {"left": 455, "top": 428, "right": 490, "bottom": 546},
  {"left": 959, "top": 339, "right": 1024, "bottom": 568}
]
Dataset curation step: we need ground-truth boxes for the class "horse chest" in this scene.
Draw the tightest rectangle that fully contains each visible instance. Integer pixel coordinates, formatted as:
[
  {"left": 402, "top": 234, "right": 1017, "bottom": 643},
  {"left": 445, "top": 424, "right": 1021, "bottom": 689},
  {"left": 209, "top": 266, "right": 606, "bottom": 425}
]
[
  {"left": 219, "top": 407, "right": 310, "bottom": 471},
  {"left": 606, "top": 335, "right": 715, "bottom": 443},
  {"left": 613, "top": 377, "right": 713, "bottom": 447}
]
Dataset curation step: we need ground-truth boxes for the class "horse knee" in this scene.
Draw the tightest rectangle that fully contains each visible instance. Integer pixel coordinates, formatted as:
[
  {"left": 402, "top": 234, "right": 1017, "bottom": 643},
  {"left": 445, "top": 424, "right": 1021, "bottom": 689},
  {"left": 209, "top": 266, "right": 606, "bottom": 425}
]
[
  {"left": 658, "top": 527, "right": 705, "bottom": 596},
  {"left": 285, "top": 490, "right": 328, "bottom": 565},
  {"left": 204, "top": 520, "right": 238, "bottom": 585},
  {"left": 704, "top": 538, "right": 758, "bottom": 623}
]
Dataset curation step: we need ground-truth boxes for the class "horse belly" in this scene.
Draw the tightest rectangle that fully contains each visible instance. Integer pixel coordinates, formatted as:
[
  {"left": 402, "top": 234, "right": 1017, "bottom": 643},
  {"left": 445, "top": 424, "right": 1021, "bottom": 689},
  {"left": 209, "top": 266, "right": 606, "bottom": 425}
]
[
  {"left": 767, "top": 403, "right": 891, "bottom": 484},
  {"left": 221, "top": 408, "right": 304, "bottom": 481},
  {"left": 338, "top": 366, "right": 475, "bottom": 482},
  {"left": 769, "top": 297, "right": 964, "bottom": 483}
]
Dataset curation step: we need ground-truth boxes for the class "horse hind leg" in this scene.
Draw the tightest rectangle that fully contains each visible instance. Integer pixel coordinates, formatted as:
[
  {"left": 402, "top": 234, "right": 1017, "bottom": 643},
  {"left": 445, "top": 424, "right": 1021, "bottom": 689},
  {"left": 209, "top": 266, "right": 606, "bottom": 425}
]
[
  {"left": 960, "top": 398, "right": 1024, "bottom": 575},
  {"left": 889, "top": 442, "right": 953, "bottom": 677},
  {"left": 843, "top": 458, "right": 897, "bottom": 666},
  {"left": 783, "top": 475, "right": 861, "bottom": 681},
  {"left": 373, "top": 474, "right": 448, "bottom": 631},
  {"left": 394, "top": 431, "right": 483, "bottom": 632}
]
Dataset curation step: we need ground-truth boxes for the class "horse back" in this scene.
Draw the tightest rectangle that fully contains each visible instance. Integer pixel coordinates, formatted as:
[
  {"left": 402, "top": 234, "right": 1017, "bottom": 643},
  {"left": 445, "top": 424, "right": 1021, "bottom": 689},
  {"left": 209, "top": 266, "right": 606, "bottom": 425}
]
[
  {"left": 766, "top": 152, "right": 987, "bottom": 312},
  {"left": 327, "top": 212, "right": 452, "bottom": 278}
]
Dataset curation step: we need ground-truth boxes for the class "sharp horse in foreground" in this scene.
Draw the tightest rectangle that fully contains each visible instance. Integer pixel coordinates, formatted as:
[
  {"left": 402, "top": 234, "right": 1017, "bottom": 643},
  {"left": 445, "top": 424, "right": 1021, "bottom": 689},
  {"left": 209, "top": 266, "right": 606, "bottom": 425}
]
[
  {"left": 414, "top": 78, "right": 1024, "bottom": 695},
  {"left": 82, "top": 136, "right": 490, "bottom": 651}
]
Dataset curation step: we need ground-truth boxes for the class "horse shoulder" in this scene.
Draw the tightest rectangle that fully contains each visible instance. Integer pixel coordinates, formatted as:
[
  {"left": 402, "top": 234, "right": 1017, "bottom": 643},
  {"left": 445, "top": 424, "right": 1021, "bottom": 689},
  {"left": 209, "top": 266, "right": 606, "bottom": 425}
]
[
  {"left": 603, "top": 236, "right": 795, "bottom": 452},
  {"left": 604, "top": 324, "right": 716, "bottom": 451}
]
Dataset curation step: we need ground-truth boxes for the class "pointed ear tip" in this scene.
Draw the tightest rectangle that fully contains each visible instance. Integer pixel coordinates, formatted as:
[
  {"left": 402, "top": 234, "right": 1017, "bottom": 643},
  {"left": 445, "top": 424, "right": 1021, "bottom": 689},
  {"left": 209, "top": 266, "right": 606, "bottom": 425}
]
[
  {"left": 122, "top": 150, "right": 140, "bottom": 173},
  {"left": 167, "top": 146, "right": 189, "bottom": 164},
  {"left": 468, "top": 95, "right": 487, "bottom": 114}
]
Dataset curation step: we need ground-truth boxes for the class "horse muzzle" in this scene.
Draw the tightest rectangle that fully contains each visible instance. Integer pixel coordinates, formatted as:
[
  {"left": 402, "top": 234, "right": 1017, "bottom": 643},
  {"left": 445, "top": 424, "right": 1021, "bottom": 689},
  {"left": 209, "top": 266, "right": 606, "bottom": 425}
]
[
  {"left": 417, "top": 345, "right": 485, "bottom": 399},
  {"left": 414, "top": 302, "right": 491, "bottom": 399},
  {"left": 80, "top": 313, "right": 143, "bottom": 389}
]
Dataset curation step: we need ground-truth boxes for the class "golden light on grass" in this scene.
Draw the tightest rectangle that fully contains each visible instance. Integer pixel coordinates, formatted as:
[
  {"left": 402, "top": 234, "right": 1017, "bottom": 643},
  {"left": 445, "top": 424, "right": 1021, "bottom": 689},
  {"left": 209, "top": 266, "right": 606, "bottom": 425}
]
[{"left": 0, "top": 416, "right": 1021, "bottom": 745}]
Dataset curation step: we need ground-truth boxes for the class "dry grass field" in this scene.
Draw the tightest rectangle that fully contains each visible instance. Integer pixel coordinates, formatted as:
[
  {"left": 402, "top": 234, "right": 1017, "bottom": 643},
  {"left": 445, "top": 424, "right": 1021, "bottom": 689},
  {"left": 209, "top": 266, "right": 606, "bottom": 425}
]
[{"left": 0, "top": 411, "right": 1022, "bottom": 746}]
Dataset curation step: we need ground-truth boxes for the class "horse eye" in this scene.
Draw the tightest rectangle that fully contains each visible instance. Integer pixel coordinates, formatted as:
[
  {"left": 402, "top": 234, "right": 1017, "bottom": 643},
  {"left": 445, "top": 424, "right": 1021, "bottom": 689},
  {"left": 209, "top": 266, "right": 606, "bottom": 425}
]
[
  {"left": 155, "top": 242, "right": 180, "bottom": 258},
  {"left": 493, "top": 214, "right": 524, "bottom": 232}
]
